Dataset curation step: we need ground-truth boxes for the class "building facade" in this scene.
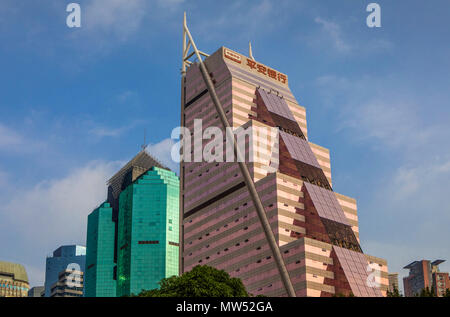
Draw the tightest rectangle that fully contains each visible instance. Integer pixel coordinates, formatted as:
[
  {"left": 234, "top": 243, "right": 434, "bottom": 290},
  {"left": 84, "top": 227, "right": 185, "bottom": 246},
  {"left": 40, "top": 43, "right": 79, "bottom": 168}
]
[
  {"left": 0, "top": 261, "right": 29, "bottom": 297},
  {"left": 85, "top": 202, "right": 117, "bottom": 297},
  {"left": 85, "top": 151, "right": 180, "bottom": 297},
  {"left": 180, "top": 47, "right": 388, "bottom": 297},
  {"left": 50, "top": 269, "right": 84, "bottom": 297},
  {"left": 44, "top": 245, "right": 86, "bottom": 297},
  {"left": 117, "top": 167, "right": 179, "bottom": 296},
  {"left": 432, "top": 271, "right": 450, "bottom": 297},
  {"left": 403, "top": 259, "right": 450, "bottom": 297},
  {"left": 28, "top": 286, "right": 44, "bottom": 297},
  {"left": 388, "top": 273, "right": 399, "bottom": 293}
]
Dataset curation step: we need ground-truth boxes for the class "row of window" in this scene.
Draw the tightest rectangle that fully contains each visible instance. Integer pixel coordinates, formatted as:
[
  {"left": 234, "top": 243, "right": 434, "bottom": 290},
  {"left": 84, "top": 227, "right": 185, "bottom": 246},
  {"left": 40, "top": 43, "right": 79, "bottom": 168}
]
[
  {"left": 0, "top": 284, "right": 28, "bottom": 291},
  {"left": 186, "top": 201, "right": 278, "bottom": 245}
]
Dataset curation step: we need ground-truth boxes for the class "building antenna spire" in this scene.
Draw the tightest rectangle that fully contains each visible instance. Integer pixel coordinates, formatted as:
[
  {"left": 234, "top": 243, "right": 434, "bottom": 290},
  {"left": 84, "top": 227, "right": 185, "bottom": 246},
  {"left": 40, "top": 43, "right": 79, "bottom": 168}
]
[
  {"left": 249, "top": 41, "right": 255, "bottom": 60},
  {"left": 141, "top": 128, "right": 147, "bottom": 151}
]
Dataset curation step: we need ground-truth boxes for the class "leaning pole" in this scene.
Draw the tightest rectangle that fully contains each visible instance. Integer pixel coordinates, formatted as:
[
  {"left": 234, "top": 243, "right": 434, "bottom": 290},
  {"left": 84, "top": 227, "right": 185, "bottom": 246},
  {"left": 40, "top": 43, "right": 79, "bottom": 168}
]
[{"left": 180, "top": 12, "right": 296, "bottom": 297}]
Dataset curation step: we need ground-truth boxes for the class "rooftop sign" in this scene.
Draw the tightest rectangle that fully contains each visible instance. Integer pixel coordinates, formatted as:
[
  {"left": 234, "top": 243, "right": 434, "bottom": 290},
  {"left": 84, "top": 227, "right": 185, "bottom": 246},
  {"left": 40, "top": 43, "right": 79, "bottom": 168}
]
[{"left": 223, "top": 48, "right": 288, "bottom": 86}]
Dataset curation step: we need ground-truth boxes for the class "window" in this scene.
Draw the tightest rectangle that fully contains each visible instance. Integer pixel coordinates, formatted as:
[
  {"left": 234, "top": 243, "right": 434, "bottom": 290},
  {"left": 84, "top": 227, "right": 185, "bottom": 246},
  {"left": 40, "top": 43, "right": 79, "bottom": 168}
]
[{"left": 138, "top": 241, "right": 159, "bottom": 245}]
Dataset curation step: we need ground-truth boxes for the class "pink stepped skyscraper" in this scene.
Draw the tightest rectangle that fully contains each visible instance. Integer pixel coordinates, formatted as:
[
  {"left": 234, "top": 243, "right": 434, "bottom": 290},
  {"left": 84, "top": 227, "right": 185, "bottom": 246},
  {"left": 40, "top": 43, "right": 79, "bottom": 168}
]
[{"left": 179, "top": 43, "right": 389, "bottom": 297}]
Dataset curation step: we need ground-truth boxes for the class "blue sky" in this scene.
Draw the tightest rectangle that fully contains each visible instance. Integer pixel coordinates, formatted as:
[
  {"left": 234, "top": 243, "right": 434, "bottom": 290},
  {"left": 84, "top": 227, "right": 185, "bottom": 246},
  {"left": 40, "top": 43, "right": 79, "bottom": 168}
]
[{"left": 1, "top": 0, "right": 449, "bottom": 290}]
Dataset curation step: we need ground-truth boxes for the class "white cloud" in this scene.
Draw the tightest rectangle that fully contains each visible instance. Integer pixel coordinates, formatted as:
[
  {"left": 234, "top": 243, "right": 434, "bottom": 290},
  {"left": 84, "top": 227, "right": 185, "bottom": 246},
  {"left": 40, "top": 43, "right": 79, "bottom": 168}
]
[
  {"left": 84, "top": 0, "right": 148, "bottom": 41},
  {"left": 315, "top": 75, "right": 450, "bottom": 152},
  {"left": 78, "top": 0, "right": 185, "bottom": 44},
  {"left": 343, "top": 99, "right": 438, "bottom": 149},
  {"left": 311, "top": 17, "right": 392, "bottom": 55},
  {"left": 156, "top": 0, "right": 185, "bottom": 10},
  {"left": 88, "top": 120, "right": 144, "bottom": 139},
  {"left": 116, "top": 90, "right": 138, "bottom": 103},
  {"left": 89, "top": 126, "right": 129, "bottom": 138},
  {"left": 387, "top": 159, "right": 450, "bottom": 212},
  {"left": 0, "top": 123, "right": 23, "bottom": 148},
  {"left": 0, "top": 160, "right": 121, "bottom": 286},
  {"left": 0, "top": 122, "right": 47, "bottom": 154},
  {"left": 314, "top": 17, "right": 351, "bottom": 53},
  {"left": 145, "top": 138, "right": 178, "bottom": 174},
  {"left": 191, "top": 0, "right": 280, "bottom": 41},
  {"left": 0, "top": 169, "right": 8, "bottom": 187}
]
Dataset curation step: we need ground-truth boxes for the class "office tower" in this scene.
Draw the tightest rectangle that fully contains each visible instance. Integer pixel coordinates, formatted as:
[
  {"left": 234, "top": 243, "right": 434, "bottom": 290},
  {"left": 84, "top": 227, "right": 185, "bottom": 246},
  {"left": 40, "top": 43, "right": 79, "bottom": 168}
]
[
  {"left": 107, "top": 150, "right": 167, "bottom": 272},
  {"left": 0, "top": 261, "right": 29, "bottom": 297},
  {"left": 44, "top": 245, "right": 86, "bottom": 297},
  {"left": 116, "top": 167, "right": 179, "bottom": 296},
  {"left": 388, "top": 273, "right": 399, "bottom": 293},
  {"left": 403, "top": 259, "right": 450, "bottom": 297},
  {"left": 180, "top": 44, "right": 388, "bottom": 296},
  {"left": 85, "top": 202, "right": 116, "bottom": 297},
  {"left": 85, "top": 150, "right": 166, "bottom": 297},
  {"left": 403, "top": 260, "right": 431, "bottom": 296},
  {"left": 431, "top": 260, "right": 450, "bottom": 297},
  {"left": 28, "top": 286, "right": 44, "bottom": 297},
  {"left": 85, "top": 150, "right": 180, "bottom": 297},
  {"left": 50, "top": 269, "right": 84, "bottom": 297}
]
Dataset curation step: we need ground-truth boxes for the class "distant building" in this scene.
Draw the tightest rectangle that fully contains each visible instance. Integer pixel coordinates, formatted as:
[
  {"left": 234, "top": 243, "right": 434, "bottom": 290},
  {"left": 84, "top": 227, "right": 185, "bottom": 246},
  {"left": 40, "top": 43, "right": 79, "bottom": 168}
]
[
  {"left": 44, "top": 245, "right": 86, "bottom": 297},
  {"left": 50, "top": 269, "right": 84, "bottom": 297},
  {"left": 431, "top": 260, "right": 450, "bottom": 297},
  {"left": 388, "top": 273, "right": 399, "bottom": 293},
  {"left": 85, "top": 202, "right": 116, "bottom": 297},
  {"left": 0, "top": 261, "right": 29, "bottom": 297},
  {"left": 403, "top": 260, "right": 432, "bottom": 296},
  {"left": 403, "top": 259, "right": 450, "bottom": 296},
  {"left": 85, "top": 151, "right": 180, "bottom": 297},
  {"left": 28, "top": 286, "right": 44, "bottom": 297}
]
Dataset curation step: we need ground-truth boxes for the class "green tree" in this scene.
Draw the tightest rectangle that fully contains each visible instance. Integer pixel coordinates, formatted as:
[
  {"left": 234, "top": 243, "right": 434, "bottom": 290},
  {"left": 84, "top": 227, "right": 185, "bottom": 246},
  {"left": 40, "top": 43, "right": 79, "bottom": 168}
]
[
  {"left": 417, "top": 286, "right": 435, "bottom": 297},
  {"left": 135, "top": 265, "right": 250, "bottom": 297},
  {"left": 386, "top": 285, "right": 402, "bottom": 297},
  {"left": 444, "top": 288, "right": 450, "bottom": 297}
]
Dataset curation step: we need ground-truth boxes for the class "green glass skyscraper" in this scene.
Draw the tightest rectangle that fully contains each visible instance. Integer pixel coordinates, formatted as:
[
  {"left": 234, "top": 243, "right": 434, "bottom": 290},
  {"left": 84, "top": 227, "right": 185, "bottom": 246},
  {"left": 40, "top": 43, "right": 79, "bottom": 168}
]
[
  {"left": 85, "top": 202, "right": 116, "bottom": 297},
  {"left": 85, "top": 151, "right": 179, "bottom": 297},
  {"left": 116, "top": 167, "right": 179, "bottom": 297}
]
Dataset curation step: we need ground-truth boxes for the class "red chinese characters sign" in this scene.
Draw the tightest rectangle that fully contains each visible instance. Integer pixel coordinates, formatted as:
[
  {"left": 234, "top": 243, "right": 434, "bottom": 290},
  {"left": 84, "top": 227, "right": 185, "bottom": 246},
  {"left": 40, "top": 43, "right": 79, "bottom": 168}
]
[
  {"left": 224, "top": 48, "right": 287, "bottom": 85},
  {"left": 245, "top": 59, "right": 287, "bottom": 84}
]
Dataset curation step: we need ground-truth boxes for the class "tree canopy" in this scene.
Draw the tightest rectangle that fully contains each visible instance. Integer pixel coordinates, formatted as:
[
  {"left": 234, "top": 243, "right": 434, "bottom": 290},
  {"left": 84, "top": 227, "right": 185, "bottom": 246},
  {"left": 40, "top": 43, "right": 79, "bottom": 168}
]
[
  {"left": 135, "top": 265, "right": 251, "bottom": 297},
  {"left": 416, "top": 286, "right": 435, "bottom": 297},
  {"left": 386, "top": 285, "right": 402, "bottom": 297}
]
